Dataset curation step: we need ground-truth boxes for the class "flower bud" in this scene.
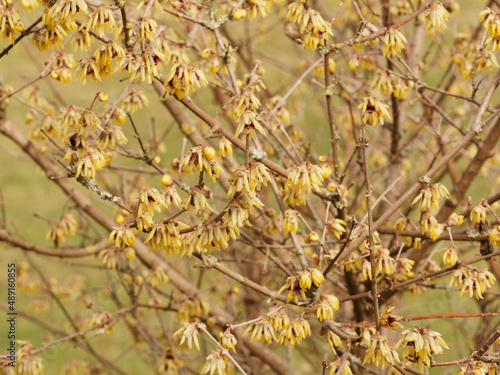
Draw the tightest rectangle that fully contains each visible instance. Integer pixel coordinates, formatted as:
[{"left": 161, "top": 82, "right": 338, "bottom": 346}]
[
  {"left": 203, "top": 146, "right": 216, "bottom": 160},
  {"left": 161, "top": 174, "right": 173, "bottom": 186},
  {"left": 98, "top": 92, "right": 108, "bottom": 102}
]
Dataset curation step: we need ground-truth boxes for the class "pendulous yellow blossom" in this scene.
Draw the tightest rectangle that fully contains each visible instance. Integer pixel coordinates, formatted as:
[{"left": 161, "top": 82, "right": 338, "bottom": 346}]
[
  {"left": 218, "top": 136, "right": 233, "bottom": 158},
  {"left": 164, "top": 63, "right": 208, "bottom": 100},
  {"left": 326, "top": 218, "right": 347, "bottom": 240},
  {"left": 109, "top": 225, "right": 136, "bottom": 247},
  {"left": 283, "top": 209, "right": 300, "bottom": 234},
  {"left": 219, "top": 329, "right": 237, "bottom": 353},
  {"left": 363, "top": 333, "right": 399, "bottom": 368},
  {"left": 447, "top": 213, "right": 464, "bottom": 226},
  {"left": 278, "top": 275, "right": 307, "bottom": 303},
  {"left": 382, "top": 29, "right": 407, "bottom": 57},
  {"left": 489, "top": 225, "right": 500, "bottom": 246},
  {"left": 268, "top": 309, "right": 290, "bottom": 331},
  {"left": 425, "top": 3, "right": 450, "bottom": 32},
  {"left": 358, "top": 96, "right": 391, "bottom": 126},
  {"left": 201, "top": 350, "right": 226, "bottom": 375},
  {"left": 379, "top": 305, "right": 403, "bottom": 331},
  {"left": 83, "top": 5, "right": 115, "bottom": 37},
  {"left": 144, "top": 221, "right": 184, "bottom": 255},
  {"left": 183, "top": 187, "right": 213, "bottom": 216},
  {"left": 459, "top": 268, "right": 496, "bottom": 300},
  {"left": 278, "top": 316, "right": 311, "bottom": 348},
  {"left": 479, "top": 8, "right": 500, "bottom": 37},
  {"left": 138, "top": 187, "right": 167, "bottom": 216},
  {"left": 375, "top": 248, "right": 395, "bottom": 276},
  {"left": 442, "top": 246, "right": 458, "bottom": 267},
  {"left": 243, "top": 317, "right": 277, "bottom": 344},
  {"left": 180, "top": 145, "right": 223, "bottom": 182},
  {"left": 149, "top": 267, "right": 169, "bottom": 288},
  {"left": 394, "top": 327, "right": 448, "bottom": 372},
  {"left": 283, "top": 162, "right": 324, "bottom": 206},
  {"left": 328, "top": 357, "right": 353, "bottom": 375},
  {"left": 470, "top": 203, "right": 487, "bottom": 224},
  {"left": 139, "top": 17, "right": 157, "bottom": 41},
  {"left": 235, "top": 109, "right": 266, "bottom": 140},
  {"left": 121, "top": 90, "right": 149, "bottom": 114},
  {"left": 315, "top": 294, "right": 340, "bottom": 321},
  {"left": 412, "top": 183, "right": 449, "bottom": 212},
  {"left": 174, "top": 322, "right": 205, "bottom": 350}
]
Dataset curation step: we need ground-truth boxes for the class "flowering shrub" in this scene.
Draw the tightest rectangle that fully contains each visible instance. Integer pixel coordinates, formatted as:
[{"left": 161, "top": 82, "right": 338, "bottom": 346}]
[{"left": 1, "top": 0, "right": 500, "bottom": 374}]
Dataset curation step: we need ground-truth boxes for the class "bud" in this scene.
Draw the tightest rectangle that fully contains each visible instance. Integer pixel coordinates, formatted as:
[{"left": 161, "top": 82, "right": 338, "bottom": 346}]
[
  {"left": 98, "top": 92, "right": 108, "bottom": 102},
  {"left": 161, "top": 174, "right": 173, "bottom": 186},
  {"left": 203, "top": 146, "right": 216, "bottom": 160}
]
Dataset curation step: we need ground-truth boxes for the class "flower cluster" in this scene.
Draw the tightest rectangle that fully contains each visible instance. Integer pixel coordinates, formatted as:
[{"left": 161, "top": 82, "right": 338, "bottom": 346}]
[
  {"left": 283, "top": 162, "right": 324, "bottom": 206},
  {"left": 46, "top": 214, "right": 78, "bottom": 245},
  {"left": 394, "top": 327, "right": 448, "bottom": 372},
  {"left": 164, "top": 63, "right": 208, "bottom": 100},
  {"left": 278, "top": 268, "right": 324, "bottom": 303},
  {"left": 449, "top": 267, "right": 496, "bottom": 300},
  {"left": 412, "top": 183, "right": 449, "bottom": 212},
  {"left": 286, "top": 2, "right": 333, "bottom": 50},
  {"left": 180, "top": 145, "right": 222, "bottom": 182}
]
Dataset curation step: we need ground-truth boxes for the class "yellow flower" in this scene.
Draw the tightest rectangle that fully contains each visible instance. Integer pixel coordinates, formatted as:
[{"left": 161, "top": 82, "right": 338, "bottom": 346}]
[
  {"left": 232, "top": 90, "right": 261, "bottom": 119},
  {"left": 477, "top": 49, "right": 499, "bottom": 73},
  {"left": 220, "top": 329, "right": 237, "bottom": 353},
  {"left": 149, "top": 267, "right": 169, "bottom": 288},
  {"left": 87, "top": 311, "right": 115, "bottom": 334},
  {"left": 394, "top": 327, "right": 448, "bottom": 372},
  {"left": 174, "top": 322, "right": 205, "bottom": 350},
  {"left": 235, "top": 109, "right": 266, "bottom": 140},
  {"left": 218, "top": 136, "right": 233, "bottom": 157},
  {"left": 145, "top": 221, "right": 183, "bottom": 255},
  {"left": 489, "top": 225, "right": 500, "bottom": 246},
  {"left": 470, "top": 204, "right": 487, "bottom": 224},
  {"left": 382, "top": 29, "right": 407, "bottom": 57},
  {"left": 278, "top": 317, "right": 311, "bottom": 347},
  {"left": 120, "top": 90, "right": 149, "bottom": 114},
  {"left": 76, "top": 57, "right": 101, "bottom": 84},
  {"left": 268, "top": 309, "right": 290, "bottom": 331},
  {"left": 379, "top": 306, "right": 403, "bottom": 331},
  {"left": 479, "top": 7, "right": 500, "bottom": 37},
  {"left": 430, "top": 223, "right": 445, "bottom": 241},
  {"left": 326, "top": 218, "right": 347, "bottom": 239},
  {"left": 183, "top": 187, "right": 213, "bottom": 216},
  {"left": 358, "top": 96, "right": 391, "bottom": 126},
  {"left": 425, "top": 3, "right": 450, "bottom": 32},
  {"left": 83, "top": 5, "right": 115, "bottom": 37},
  {"left": 201, "top": 350, "right": 226, "bottom": 375},
  {"left": 278, "top": 275, "right": 307, "bottom": 303},
  {"left": 243, "top": 317, "right": 277, "bottom": 344},
  {"left": 447, "top": 213, "right": 463, "bottom": 226},
  {"left": 109, "top": 225, "right": 136, "bottom": 247},
  {"left": 139, "top": 17, "right": 157, "bottom": 41},
  {"left": 375, "top": 248, "right": 395, "bottom": 276},
  {"left": 180, "top": 145, "right": 223, "bottom": 182},
  {"left": 328, "top": 357, "right": 353, "bottom": 375},
  {"left": 283, "top": 162, "right": 324, "bottom": 206},
  {"left": 315, "top": 294, "right": 340, "bottom": 321},
  {"left": 97, "top": 249, "right": 118, "bottom": 270},
  {"left": 371, "top": 70, "right": 394, "bottom": 95},
  {"left": 363, "top": 333, "right": 399, "bottom": 368},
  {"left": 164, "top": 63, "right": 208, "bottom": 100},
  {"left": 442, "top": 246, "right": 458, "bottom": 267}
]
